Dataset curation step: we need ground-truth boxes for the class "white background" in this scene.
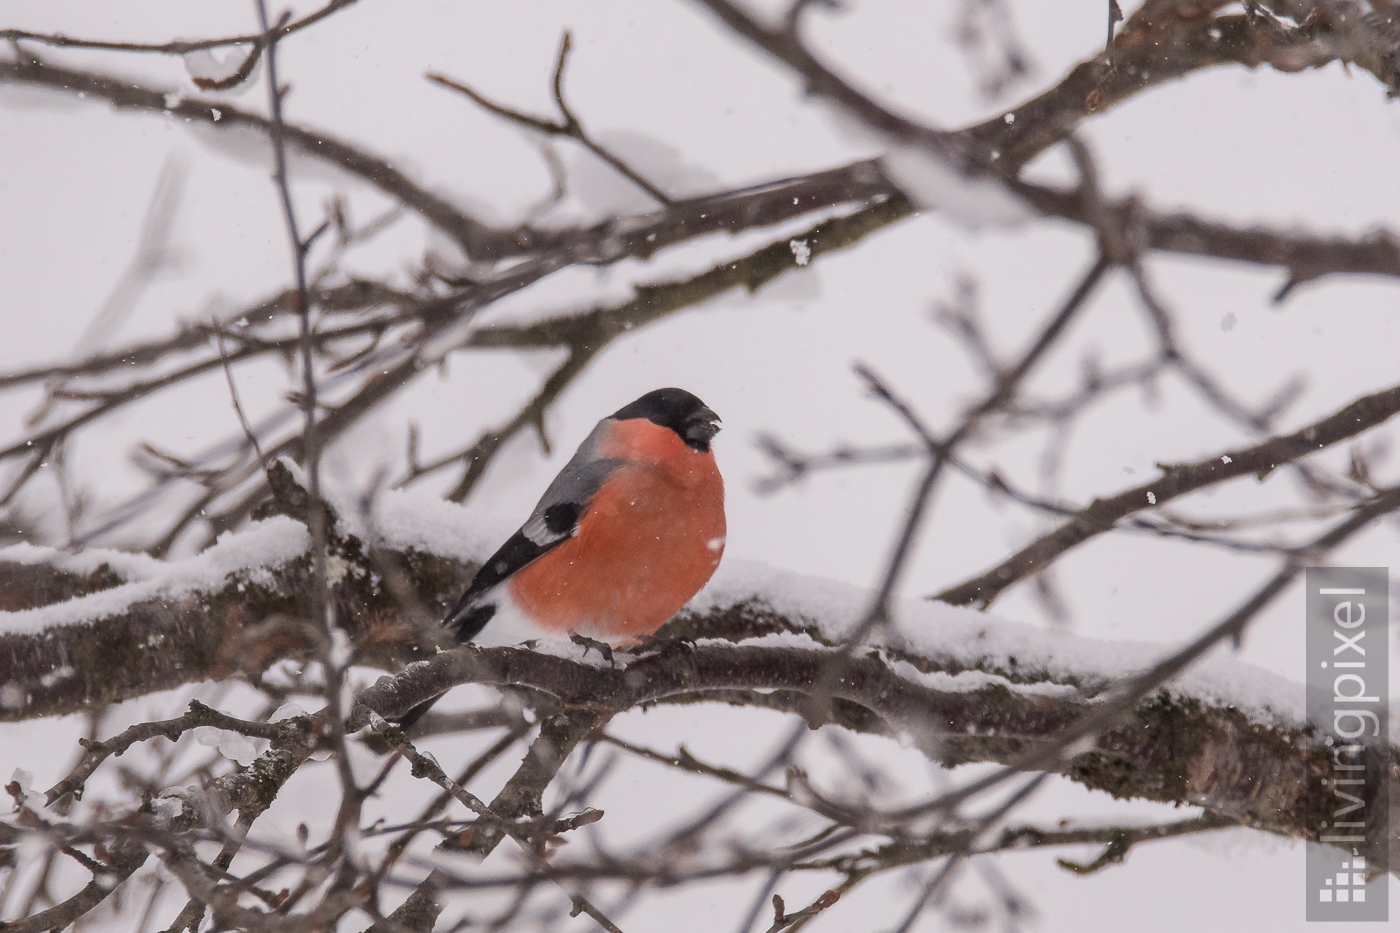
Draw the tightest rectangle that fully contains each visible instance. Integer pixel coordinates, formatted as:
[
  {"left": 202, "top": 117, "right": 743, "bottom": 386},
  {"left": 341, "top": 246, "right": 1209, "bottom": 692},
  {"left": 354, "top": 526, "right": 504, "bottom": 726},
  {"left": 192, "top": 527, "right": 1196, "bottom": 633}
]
[{"left": 3, "top": 1, "right": 1400, "bottom": 929}]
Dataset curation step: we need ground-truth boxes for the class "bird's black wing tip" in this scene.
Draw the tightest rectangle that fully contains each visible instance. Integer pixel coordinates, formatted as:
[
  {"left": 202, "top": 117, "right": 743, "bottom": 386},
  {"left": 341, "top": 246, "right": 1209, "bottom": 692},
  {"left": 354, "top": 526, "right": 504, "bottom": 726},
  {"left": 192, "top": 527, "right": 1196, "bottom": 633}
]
[{"left": 445, "top": 602, "right": 497, "bottom": 644}]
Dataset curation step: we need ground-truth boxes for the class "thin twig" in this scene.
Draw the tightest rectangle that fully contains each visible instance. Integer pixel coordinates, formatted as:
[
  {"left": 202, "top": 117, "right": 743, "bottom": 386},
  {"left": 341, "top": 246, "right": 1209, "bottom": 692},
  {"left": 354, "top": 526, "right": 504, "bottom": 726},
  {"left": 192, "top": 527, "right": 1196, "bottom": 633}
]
[
  {"left": 429, "top": 32, "right": 672, "bottom": 206},
  {"left": 933, "top": 380, "right": 1400, "bottom": 606},
  {"left": 214, "top": 327, "right": 268, "bottom": 472}
]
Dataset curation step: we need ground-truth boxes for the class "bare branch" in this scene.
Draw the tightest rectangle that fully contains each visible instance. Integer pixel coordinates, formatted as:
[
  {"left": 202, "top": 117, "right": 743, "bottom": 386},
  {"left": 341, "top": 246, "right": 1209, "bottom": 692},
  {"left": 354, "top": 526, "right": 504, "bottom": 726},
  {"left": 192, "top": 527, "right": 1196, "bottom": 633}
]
[
  {"left": 45, "top": 699, "right": 291, "bottom": 807},
  {"left": 0, "top": 57, "right": 505, "bottom": 258},
  {"left": 429, "top": 31, "right": 672, "bottom": 206},
  {"left": 0, "top": 0, "right": 358, "bottom": 69},
  {"left": 934, "top": 380, "right": 1400, "bottom": 607}
]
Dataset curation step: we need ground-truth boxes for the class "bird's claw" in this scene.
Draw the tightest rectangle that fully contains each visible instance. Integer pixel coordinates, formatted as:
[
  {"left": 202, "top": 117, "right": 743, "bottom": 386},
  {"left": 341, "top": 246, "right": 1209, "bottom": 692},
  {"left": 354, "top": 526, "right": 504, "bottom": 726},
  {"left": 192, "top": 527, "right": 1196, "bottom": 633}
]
[{"left": 569, "top": 632, "right": 616, "bottom": 666}]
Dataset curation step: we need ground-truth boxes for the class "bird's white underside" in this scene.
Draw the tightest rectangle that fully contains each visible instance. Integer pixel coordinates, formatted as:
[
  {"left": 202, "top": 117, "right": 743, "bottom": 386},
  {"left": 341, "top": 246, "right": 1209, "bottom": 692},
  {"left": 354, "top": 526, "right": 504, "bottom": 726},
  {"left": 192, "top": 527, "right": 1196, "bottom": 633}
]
[{"left": 467, "top": 584, "right": 621, "bottom": 647}]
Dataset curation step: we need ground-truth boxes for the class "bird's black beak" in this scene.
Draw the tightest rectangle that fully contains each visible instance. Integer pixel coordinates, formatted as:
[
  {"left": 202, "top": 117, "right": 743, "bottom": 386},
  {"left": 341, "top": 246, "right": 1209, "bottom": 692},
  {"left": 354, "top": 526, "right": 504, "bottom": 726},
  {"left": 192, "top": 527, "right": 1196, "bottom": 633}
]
[{"left": 683, "top": 406, "right": 722, "bottom": 448}]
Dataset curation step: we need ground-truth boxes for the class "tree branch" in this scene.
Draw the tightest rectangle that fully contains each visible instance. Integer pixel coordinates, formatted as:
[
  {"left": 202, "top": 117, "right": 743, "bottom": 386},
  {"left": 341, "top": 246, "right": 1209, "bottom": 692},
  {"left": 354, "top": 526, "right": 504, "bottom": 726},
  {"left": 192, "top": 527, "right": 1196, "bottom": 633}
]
[
  {"left": 0, "top": 57, "right": 505, "bottom": 259},
  {"left": 934, "top": 380, "right": 1400, "bottom": 607},
  {"left": 4, "top": 515, "right": 1393, "bottom": 862}
]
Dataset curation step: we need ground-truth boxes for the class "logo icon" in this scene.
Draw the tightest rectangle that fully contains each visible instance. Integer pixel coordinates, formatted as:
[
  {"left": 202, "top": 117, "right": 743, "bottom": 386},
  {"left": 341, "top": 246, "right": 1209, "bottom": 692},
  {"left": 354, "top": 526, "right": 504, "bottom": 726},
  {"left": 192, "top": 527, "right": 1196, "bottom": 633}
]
[{"left": 1319, "top": 856, "right": 1367, "bottom": 903}]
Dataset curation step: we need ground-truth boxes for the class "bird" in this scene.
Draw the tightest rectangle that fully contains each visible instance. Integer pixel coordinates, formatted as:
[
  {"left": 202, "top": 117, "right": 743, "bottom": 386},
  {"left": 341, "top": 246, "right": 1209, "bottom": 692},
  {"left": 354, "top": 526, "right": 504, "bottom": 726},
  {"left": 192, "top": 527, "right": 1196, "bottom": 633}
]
[
  {"left": 389, "top": 389, "right": 724, "bottom": 733},
  {"left": 445, "top": 387, "right": 725, "bottom": 650},
  {"left": 393, "top": 389, "right": 723, "bottom": 733}
]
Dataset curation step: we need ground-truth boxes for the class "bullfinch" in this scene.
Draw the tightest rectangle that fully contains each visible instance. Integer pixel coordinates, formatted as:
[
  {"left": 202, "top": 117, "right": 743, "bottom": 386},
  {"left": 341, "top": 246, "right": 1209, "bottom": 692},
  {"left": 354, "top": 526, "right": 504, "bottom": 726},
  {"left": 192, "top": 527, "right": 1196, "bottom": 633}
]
[{"left": 444, "top": 387, "right": 725, "bottom": 648}]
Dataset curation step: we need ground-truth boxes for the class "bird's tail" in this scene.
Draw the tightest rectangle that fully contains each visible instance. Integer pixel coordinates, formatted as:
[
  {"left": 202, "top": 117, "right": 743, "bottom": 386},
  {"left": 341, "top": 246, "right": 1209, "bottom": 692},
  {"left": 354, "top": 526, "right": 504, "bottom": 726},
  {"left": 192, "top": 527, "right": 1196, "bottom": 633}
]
[
  {"left": 393, "top": 692, "right": 444, "bottom": 734},
  {"left": 402, "top": 579, "right": 495, "bottom": 732}
]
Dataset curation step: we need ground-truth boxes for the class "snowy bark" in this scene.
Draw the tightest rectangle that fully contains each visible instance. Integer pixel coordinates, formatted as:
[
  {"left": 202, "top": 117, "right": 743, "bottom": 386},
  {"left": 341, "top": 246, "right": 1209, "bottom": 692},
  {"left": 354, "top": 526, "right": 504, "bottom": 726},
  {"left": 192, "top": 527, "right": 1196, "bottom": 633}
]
[{"left": 3, "top": 508, "right": 1394, "bottom": 865}]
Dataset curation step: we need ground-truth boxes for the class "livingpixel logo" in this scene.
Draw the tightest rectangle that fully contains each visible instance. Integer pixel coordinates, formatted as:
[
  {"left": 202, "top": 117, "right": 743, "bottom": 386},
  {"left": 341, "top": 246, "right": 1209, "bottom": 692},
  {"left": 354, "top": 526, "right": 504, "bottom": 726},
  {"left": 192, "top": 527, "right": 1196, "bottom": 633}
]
[{"left": 1305, "top": 568, "right": 1389, "bottom": 922}]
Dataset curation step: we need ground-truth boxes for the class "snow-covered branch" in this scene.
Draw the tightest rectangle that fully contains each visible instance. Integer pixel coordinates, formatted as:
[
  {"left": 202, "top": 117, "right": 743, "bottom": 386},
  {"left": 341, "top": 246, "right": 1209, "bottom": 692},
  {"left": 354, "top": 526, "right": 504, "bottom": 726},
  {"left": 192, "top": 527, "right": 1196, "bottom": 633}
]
[{"left": 4, "top": 489, "right": 1392, "bottom": 865}]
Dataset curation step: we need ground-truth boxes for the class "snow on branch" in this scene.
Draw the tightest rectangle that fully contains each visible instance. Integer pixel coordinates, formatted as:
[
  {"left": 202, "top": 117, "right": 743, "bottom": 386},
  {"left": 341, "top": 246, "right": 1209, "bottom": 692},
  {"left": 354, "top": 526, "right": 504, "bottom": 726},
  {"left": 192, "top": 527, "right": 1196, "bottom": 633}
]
[{"left": 2, "top": 480, "right": 1391, "bottom": 862}]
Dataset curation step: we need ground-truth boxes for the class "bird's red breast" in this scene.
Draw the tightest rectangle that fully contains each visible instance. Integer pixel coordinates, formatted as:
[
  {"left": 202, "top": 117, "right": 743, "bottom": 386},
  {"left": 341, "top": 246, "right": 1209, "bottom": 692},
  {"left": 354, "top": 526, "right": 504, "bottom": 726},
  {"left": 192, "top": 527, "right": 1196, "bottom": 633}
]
[{"left": 507, "top": 418, "right": 725, "bottom": 641}]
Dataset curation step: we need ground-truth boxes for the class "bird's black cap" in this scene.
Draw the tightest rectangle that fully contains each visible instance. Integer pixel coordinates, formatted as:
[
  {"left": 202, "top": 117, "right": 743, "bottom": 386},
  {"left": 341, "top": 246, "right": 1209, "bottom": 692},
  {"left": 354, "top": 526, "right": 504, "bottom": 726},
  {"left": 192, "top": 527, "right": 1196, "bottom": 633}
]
[{"left": 612, "top": 388, "right": 721, "bottom": 452}]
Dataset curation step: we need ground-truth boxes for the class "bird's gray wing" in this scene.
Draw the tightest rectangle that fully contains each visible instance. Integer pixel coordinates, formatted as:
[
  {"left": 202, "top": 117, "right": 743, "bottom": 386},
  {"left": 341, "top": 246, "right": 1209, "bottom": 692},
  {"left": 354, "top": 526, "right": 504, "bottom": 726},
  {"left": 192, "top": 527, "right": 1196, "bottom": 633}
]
[
  {"left": 517, "top": 420, "right": 624, "bottom": 548},
  {"left": 442, "top": 420, "right": 624, "bottom": 641}
]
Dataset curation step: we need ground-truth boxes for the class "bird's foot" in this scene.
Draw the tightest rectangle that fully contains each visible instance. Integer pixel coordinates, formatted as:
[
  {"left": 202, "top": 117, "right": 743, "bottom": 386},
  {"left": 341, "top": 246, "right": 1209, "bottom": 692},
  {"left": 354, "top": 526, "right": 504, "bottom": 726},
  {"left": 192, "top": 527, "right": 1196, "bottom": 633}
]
[{"left": 569, "top": 632, "right": 616, "bottom": 667}]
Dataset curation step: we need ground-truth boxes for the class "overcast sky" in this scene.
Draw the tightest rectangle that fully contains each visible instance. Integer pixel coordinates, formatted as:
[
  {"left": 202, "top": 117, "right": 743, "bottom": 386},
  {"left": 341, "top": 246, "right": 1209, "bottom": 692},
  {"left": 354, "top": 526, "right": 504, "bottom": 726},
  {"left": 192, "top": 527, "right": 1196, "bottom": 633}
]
[{"left": 3, "top": 2, "right": 1399, "bottom": 929}]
